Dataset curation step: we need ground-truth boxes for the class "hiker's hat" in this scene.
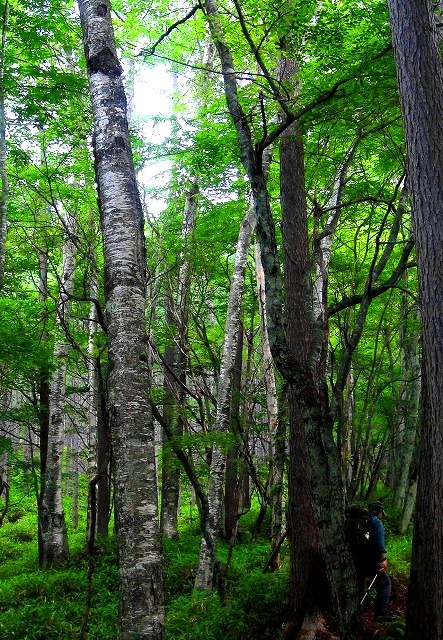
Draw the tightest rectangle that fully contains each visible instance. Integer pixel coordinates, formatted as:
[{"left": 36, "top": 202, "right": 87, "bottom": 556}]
[{"left": 368, "top": 501, "right": 386, "bottom": 516}]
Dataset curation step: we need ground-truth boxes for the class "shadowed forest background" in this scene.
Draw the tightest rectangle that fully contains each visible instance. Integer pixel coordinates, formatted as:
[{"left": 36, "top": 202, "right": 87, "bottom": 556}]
[{"left": 0, "top": 0, "right": 442, "bottom": 639}]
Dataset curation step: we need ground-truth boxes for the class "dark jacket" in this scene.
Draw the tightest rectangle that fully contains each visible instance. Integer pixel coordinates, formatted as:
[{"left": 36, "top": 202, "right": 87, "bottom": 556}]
[{"left": 367, "top": 514, "right": 386, "bottom": 568}]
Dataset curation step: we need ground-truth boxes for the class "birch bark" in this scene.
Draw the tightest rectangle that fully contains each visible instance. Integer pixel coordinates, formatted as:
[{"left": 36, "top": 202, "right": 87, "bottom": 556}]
[
  {"left": 40, "top": 211, "right": 76, "bottom": 566},
  {"left": 161, "top": 182, "right": 197, "bottom": 539},
  {"left": 194, "top": 206, "right": 255, "bottom": 590},
  {"left": 78, "top": 1, "right": 164, "bottom": 637},
  {"left": 255, "top": 242, "right": 284, "bottom": 555},
  {"left": 392, "top": 299, "right": 420, "bottom": 514}
]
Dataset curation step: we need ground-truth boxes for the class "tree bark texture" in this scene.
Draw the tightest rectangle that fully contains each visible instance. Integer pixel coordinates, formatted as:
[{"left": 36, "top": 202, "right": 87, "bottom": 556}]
[
  {"left": 280, "top": 108, "right": 327, "bottom": 615},
  {"left": 278, "top": 57, "right": 360, "bottom": 636},
  {"left": 195, "top": 206, "right": 255, "bottom": 590},
  {"left": 161, "top": 181, "right": 197, "bottom": 539},
  {"left": 40, "top": 212, "right": 76, "bottom": 567},
  {"left": 387, "top": 2, "right": 443, "bottom": 637},
  {"left": 78, "top": 1, "right": 164, "bottom": 638},
  {"left": 255, "top": 242, "right": 284, "bottom": 554}
]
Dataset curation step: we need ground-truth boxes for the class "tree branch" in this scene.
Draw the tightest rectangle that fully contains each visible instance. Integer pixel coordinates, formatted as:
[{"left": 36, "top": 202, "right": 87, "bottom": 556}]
[
  {"left": 328, "top": 241, "right": 415, "bottom": 317},
  {"left": 141, "top": 5, "right": 201, "bottom": 56}
]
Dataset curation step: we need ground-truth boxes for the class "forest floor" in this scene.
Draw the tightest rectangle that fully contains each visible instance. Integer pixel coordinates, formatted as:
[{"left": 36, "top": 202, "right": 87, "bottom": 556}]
[
  {"left": 281, "top": 572, "right": 408, "bottom": 640},
  {"left": 361, "top": 572, "right": 408, "bottom": 639}
]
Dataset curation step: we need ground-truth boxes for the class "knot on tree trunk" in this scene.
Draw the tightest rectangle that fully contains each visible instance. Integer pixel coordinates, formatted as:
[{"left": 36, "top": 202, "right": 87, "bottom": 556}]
[{"left": 88, "top": 47, "right": 123, "bottom": 76}]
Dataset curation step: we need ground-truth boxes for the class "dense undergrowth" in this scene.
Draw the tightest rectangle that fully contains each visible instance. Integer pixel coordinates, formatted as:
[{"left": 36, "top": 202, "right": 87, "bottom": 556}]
[
  {"left": 0, "top": 472, "right": 290, "bottom": 640},
  {"left": 0, "top": 470, "right": 411, "bottom": 640}
]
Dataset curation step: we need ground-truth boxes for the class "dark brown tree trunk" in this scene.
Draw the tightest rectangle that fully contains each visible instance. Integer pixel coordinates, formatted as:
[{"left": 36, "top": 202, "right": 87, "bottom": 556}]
[
  {"left": 278, "top": 60, "right": 360, "bottom": 635},
  {"left": 280, "top": 112, "right": 326, "bottom": 614},
  {"left": 387, "top": 2, "right": 443, "bottom": 637}
]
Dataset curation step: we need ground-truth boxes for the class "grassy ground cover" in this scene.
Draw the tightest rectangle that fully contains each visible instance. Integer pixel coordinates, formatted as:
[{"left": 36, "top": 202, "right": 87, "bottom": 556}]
[{"left": 0, "top": 472, "right": 411, "bottom": 640}]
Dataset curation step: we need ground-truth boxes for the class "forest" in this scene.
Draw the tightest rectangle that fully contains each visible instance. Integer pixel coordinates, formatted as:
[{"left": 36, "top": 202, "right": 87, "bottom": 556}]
[{"left": 0, "top": 0, "right": 442, "bottom": 639}]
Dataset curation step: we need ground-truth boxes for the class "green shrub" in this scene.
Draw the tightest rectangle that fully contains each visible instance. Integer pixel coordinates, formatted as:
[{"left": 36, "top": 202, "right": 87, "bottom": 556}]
[
  {"left": 167, "top": 591, "right": 247, "bottom": 640},
  {"left": 166, "top": 563, "right": 288, "bottom": 640}
]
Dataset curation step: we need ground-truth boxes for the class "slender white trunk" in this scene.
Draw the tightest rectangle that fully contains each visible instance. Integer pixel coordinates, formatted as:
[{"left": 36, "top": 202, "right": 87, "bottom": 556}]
[
  {"left": 195, "top": 207, "right": 255, "bottom": 590},
  {"left": 312, "top": 137, "right": 361, "bottom": 372},
  {"left": 78, "top": 2, "right": 164, "bottom": 637},
  {"left": 400, "top": 478, "right": 417, "bottom": 534},
  {"left": 41, "top": 211, "right": 76, "bottom": 566},
  {"left": 161, "top": 181, "right": 198, "bottom": 538},
  {"left": 255, "top": 242, "right": 283, "bottom": 548},
  {"left": 87, "top": 272, "right": 98, "bottom": 483}
]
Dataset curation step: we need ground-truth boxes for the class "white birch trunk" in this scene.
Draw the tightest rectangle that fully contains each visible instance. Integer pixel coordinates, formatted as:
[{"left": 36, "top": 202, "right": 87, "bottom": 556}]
[
  {"left": 40, "top": 211, "right": 76, "bottom": 566},
  {"left": 87, "top": 272, "right": 98, "bottom": 483},
  {"left": 78, "top": 2, "right": 164, "bottom": 637},
  {"left": 393, "top": 300, "right": 421, "bottom": 513},
  {"left": 400, "top": 478, "right": 417, "bottom": 534},
  {"left": 161, "top": 180, "right": 198, "bottom": 538},
  {"left": 195, "top": 207, "right": 255, "bottom": 590},
  {"left": 312, "top": 137, "right": 361, "bottom": 372},
  {"left": 255, "top": 242, "right": 283, "bottom": 547}
]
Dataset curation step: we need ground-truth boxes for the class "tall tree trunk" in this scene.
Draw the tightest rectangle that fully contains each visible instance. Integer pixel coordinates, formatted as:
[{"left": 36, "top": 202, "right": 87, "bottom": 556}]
[
  {"left": 223, "top": 319, "right": 244, "bottom": 542},
  {"left": 204, "top": 2, "right": 360, "bottom": 635},
  {"left": 255, "top": 242, "right": 284, "bottom": 564},
  {"left": 393, "top": 299, "right": 420, "bottom": 513},
  {"left": 387, "top": 3, "right": 443, "bottom": 637},
  {"left": 37, "top": 249, "right": 50, "bottom": 563},
  {"left": 78, "top": 2, "right": 164, "bottom": 637},
  {"left": 161, "top": 181, "right": 198, "bottom": 539},
  {"left": 312, "top": 135, "right": 361, "bottom": 377},
  {"left": 279, "top": 91, "right": 327, "bottom": 615},
  {"left": 40, "top": 211, "right": 76, "bottom": 567},
  {"left": 195, "top": 206, "right": 255, "bottom": 590},
  {"left": 0, "top": 0, "right": 8, "bottom": 291}
]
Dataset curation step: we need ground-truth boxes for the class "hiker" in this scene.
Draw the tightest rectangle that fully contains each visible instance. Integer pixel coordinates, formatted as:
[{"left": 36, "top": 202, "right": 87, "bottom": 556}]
[{"left": 366, "top": 501, "right": 392, "bottom": 622}]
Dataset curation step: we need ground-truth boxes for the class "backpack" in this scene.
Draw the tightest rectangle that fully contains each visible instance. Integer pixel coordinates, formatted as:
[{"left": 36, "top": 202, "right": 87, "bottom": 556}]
[{"left": 344, "top": 504, "right": 370, "bottom": 560}]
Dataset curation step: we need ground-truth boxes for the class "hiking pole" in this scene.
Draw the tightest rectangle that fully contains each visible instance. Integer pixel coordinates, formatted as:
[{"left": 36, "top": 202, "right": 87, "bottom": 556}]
[{"left": 360, "top": 571, "right": 380, "bottom": 606}]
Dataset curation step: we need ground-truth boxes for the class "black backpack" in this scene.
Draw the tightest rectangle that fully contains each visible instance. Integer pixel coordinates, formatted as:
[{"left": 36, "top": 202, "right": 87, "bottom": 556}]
[{"left": 344, "top": 504, "right": 370, "bottom": 559}]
